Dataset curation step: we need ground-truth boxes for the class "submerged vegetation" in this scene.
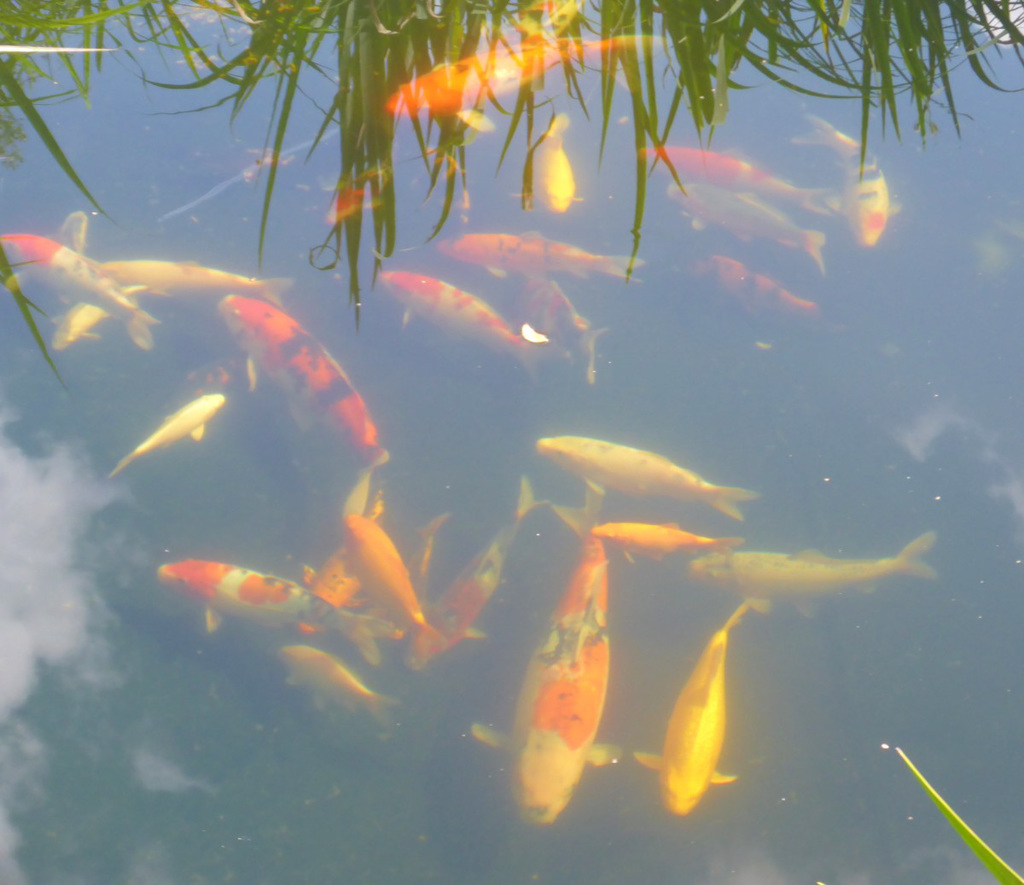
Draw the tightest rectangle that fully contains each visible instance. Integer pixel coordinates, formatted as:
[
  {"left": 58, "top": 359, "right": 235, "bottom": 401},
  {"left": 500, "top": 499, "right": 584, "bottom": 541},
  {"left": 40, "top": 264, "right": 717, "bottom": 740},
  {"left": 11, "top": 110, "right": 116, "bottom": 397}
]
[{"left": 1, "top": 0, "right": 1023, "bottom": 330}]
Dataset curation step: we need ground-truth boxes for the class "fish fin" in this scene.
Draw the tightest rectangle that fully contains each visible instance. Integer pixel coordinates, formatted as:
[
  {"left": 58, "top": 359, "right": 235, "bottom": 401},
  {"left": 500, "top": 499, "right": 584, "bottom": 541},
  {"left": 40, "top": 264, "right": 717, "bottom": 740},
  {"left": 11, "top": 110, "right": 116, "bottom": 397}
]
[
  {"left": 623, "top": 550, "right": 636, "bottom": 564},
  {"left": 246, "top": 357, "right": 258, "bottom": 391},
  {"left": 367, "top": 693, "right": 399, "bottom": 728},
  {"left": 302, "top": 565, "right": 316, "bottom": 587},
  {"left": 710, "top": 486, "right": 760, "bottom": 521},
  {"left": 633, "top": 751, "right": 662, "bottom": 771},
  {"left": 125, "top": 313, "right": 157, "bottom": 351},
  {"left": 579, "top": 327, "right": 607, "bottom": 385},
  {"left": 805, "top": 230, "right": 827, "bottom": 275},
  {"left": 895, "top": 531, "right": 937, "bottom": 579},
  {"left": 598, "top": 255, "right": 636, "bottom": 280},
  {"left": 108, "top": 453, "right": 134, "bottom": 478},
  {"left": 122, "top": 284, "right": 149, "bottom": 297},
  {"left": 471, "top": 723, "right": 509, "bottom": 751},
  {"left": 824, "top": 194, "right": 843, "bottom": 214},
  {"left": 401, "top": 308, "right": 412, "bottom": 328},
  {"left": 58, "top": 211, "right": 88, "bottom": 253},
  {"left": 711, "top": 771, "right": 738, "bottom": 785},
  {"left": 550, "top": 480, "right": 605, "bottom": 538},
  {"left": 296, "top": 622, "right": 321, "bottom": 635},
  {"left": 82, "top": 331, "right": 101, "bottom": 340},
  {"left": 464, "top": 626, "right": 487, "bottom": 640},
  {"left": 342, "top": 468, "right": 373, "bottom": 518},
  {"left": 205, "top": 608, "right": 222, "bottom": 633},
  {"left": 485, "top": 266, "right": 507, "bottom": 278},
  {"left": 259, "top": 278, "right": 292, "bottom": 308},
  {"left": 189, "top": 424, "right": 206, "bottom": 442},
  {"left": 456, "top": 109, "right": 495, "bottom": 132},
  {"left": 587, "top": 743, "right": 621, "bottom": 766},
  {"left": 410, "top": 621, "right": 447, "bottom": 667},
  {"left": 747, "top": 598, "right": 773, "bottom": 615}
]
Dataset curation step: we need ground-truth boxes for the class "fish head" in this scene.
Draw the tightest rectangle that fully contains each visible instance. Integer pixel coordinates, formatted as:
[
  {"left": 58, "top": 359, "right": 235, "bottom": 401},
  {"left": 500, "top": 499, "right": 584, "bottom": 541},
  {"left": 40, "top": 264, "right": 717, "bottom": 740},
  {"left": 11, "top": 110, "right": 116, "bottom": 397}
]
[
  {"left": 515, "top": 730, "right": 583, "bottom": 825},
  {"left": 1, "top": 234, "right": 63, "bottom": 265},
  {"left": 157, "top": 560, "right": 226, "bottom": 600},
  {"left": 687, "top": 552, "right": 731, "bottom": 582}
]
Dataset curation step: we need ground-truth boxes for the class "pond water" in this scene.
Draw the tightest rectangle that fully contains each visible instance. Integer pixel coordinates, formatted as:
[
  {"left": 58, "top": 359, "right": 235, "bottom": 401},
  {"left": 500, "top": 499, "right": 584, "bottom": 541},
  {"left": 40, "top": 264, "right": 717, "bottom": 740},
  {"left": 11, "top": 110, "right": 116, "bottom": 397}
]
[{"left": 0, "top": 5, "right": 1022, "bottom": 884}]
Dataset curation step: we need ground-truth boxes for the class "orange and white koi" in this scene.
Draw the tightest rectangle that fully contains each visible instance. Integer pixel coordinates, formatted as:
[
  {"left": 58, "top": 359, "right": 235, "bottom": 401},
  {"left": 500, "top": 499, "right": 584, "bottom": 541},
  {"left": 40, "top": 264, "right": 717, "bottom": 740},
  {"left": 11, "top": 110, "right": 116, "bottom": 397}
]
[
  {"left": 407, "top": 477, "right": 542, "bottom": 670},
  {"left": 51, "top": 302, "right": 111, "bottom": 350},
  {"left": 101, "top": 260, "right": 291, "bottom": 307},
  {"left": 687, "top": 531, "right": 937, "bottom": 609},
  {"left": 692, "top": 255, "right": 821, "bottom": 319},
  {"left": 518, "top": 279, "right": 605, "bottom": 384},
  {"left": 668, "top": 183, "right": 827, "bottom": 275},
  {"left": 793, "top": 116, "right": 899, "bottom": 247},
  {"left": 641, "top": 145, "right": 832, "bottom": 215},
  {"left": 157, "top": 560, "right": 317, "bottom": 633},
  {"left": 1, "top": 234, "right": 159, "bottom": 349},
  {"left": 536, "top": 113, "right": 576, "bottom": 213},
  {"left": 279, "top": 645, "right": 397, "bottom": 726},
  {"left": 218, "top": 295, "right": 388, "bottom": 468},
  {"left": 342, "top": 513, "right": 445, "bottom": 662},
  {"left": 592, "top": 522, "right": 743, "bottom": 561},
  {"left": 536, "top": 436, "right": 759, "bottom": 521},
  {"left": 378, "top": 270, "right": 548, "bottom": 375},
  {"left": 110, "top": 393, "right": 226, "bottom": 478},
  {"left": 472, "top": 534, "right": 619, "bottom": 824},
  {"left": 439, "top": 232, "right": 640, "bottom": 280},
  {"left": 634, "top": 601, "right": 751, "bottom": 815}
]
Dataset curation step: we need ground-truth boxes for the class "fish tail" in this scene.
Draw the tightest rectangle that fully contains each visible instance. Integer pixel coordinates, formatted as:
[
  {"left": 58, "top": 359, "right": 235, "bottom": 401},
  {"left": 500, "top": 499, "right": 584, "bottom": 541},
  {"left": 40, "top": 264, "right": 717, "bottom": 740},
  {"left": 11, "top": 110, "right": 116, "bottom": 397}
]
[
  {"left": 804, "top": 230, "right": 827, "bottom": 275},
  {"left": 259, "top": 277, "right": 293, "bottom": 308},
  {"left": 579, "top": 327, "right": 607, "bottom": 385},
  {"left": 801, "top": 187, "right": 841, "bottom": 216},
  {"left": 516, "top": 475, "right": 549, "bottom": 520},
  {"left": 792, "top": 115, "right": 858, "bottom": 160},
  {"left": 410, "top": 621, "right": 448, "bottom": 668},
  {"left": 895, "top": 531, "right": 938, "bottom": 580},
  {"left": 710, "top": 486, "right": 760, "bottom": 521},
  {"left": 551, "top": 479, "right": 605, "bottom": 537},
  {"left": 722, "top": 599, "right": 755, "bottom": 632},
  {"left": 347, "top": 622, "right": 384, "bottom": 667},
  {"left": 367, "top": 691, "right": 399, "bottom": 728},
  {"left": 108, "top": 453, "right": 134, "bottom": 478},
  {"left": 599, "top": 254, "right": 643, "bottom": 280}
]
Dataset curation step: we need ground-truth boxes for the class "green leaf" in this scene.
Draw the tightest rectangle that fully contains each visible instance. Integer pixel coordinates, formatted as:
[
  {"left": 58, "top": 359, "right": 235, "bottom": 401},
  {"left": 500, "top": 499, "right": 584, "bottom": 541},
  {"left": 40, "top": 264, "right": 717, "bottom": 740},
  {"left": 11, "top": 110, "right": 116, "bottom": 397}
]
[{"left": 895, "top": 747, "right": 1024, "bottom": 885}]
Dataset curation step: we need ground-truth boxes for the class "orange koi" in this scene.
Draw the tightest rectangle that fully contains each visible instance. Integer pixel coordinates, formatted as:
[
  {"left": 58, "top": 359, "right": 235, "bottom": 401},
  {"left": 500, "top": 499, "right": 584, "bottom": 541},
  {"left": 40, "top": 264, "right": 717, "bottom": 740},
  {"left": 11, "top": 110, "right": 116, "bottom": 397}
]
[
  {"left": 1, "top": 234, "right": 158, "bottom": 349},
  {"left": 592, "top": 522, "right": 743, "bottom": 561},
  {"left": 342, "top": 513, "right": 445, "bottom": 662},
  {"left": 641, "top": 145, "right": 831, "bottom": 215},
  {"left": 439, "top": 232, "right": 639, "bottom": 280},
  {"left": 692, "top": 255, "right": 821, "bottom": 319},
  {"left": 536, "top": 113, "right": 576, "bottom": 213},
  {"left": 157, "top": 560, "right": 317, "bottom": 633},
  {"left": 218, "top": 295, "right": 388, "bottom": 468},
  {"left": 378, "top": 270, "right": 547, "bottom": 375},
  {"left": 407, "top": 477, "right": 542, "bottom": 670},
  {"left": 472, "top": 535, "right": 620, "bottom": 824}
]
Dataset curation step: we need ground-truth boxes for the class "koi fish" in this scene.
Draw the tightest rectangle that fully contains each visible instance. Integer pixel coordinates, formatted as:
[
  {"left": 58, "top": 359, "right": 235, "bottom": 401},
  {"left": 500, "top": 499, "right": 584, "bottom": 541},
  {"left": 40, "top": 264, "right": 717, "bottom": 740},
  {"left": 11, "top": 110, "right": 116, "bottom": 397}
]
[
  {"left": 634, "top": 601, "right": 751, "bottom": 815},
  {"left": 592, "top": 522, "right": 743, "bottom": 561},
  {"left": 1, "top": 234, "right": 159, "bottom": 349},
  {"left": 472, "top": 535, "right": 620, "bottom": 824},
  {"left": 378, "top": 270, "right": 547, "bottom": 375},
  {"left": 51, "top": 302, "right": 111, "bottom": 350},
  {"left": 157, "top": 560, "right": 317, "bottom": 633},
  {"left": 439, "top": 232, "right": 640, "bottom": 280},
  {"left": 692, "top": 255, "right": 821, "bottom": 319},
  {"left": 641, "top": 145, "right": 832, "bottom": 215},
  {"left": 109, "top": 393, "right": 226, "bottom": 478},
  {"left": 100, "top": 260, "right": 291, "bottom": 307},
  {"left": 518, "top": 279, "right": 605, "bottom": 385},
  {"left": 407, "top": 477, "right": 543, "bottom": 670},
  {"left": 218, "top": 295, "right": 388, "bottom": 468},
  {"left": 687, "top": 531, "right": 938, "bottom": 610},
  {"left": 536, "top": 436, "right": 759, "bottom": 521},
  {"left": 668, "top": 183, "right": 827, "bottom": 275},
  {"left": 793, "top": 116, "right": 899, "bottom": 247},
  {"left": 536, "top": 113, "right": 576, "bottom": 213},
  {"left": 279, "top": 645, "right": 397, "bottom": 726},
  {"left": 342, "top": 513, "right": 445, "bottom": 661}
]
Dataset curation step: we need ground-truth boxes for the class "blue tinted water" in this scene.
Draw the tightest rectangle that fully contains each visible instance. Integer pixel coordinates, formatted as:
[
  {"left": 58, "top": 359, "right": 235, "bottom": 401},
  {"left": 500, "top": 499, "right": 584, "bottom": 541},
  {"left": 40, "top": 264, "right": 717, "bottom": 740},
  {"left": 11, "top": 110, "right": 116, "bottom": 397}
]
[{"left": 0, "top": 7, "right": 1021, "bottom": 885}]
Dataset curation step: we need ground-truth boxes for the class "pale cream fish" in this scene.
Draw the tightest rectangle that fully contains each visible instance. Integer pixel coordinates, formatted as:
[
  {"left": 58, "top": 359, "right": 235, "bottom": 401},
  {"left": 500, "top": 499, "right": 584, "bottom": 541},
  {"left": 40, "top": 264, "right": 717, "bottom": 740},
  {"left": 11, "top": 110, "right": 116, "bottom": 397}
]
[
  {"left": 687, "top": 531, "right": 937, "bottom": 610},
  {"left": 537, "top": 435, "right": 759, "bottom": 521},
  {"left": 100, "top": 259, "right": 291, "bottom": 307},
  {"left": 109, "top": 393, "right": 227, "bottom": 477},
  {"left": 278, "top": 645, "right": 397, "bottom": 726},
  {"left": 51, "top": 302, "right": 111, "bottom": 351},
  {"left": 536, "top": 113, "right": 576, "bottom": 214}
]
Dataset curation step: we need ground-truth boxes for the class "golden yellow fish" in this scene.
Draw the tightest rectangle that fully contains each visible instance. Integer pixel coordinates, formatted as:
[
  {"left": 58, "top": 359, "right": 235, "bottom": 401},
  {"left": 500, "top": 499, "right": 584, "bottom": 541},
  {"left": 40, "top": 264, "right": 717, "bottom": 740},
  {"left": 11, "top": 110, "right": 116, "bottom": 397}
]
[
  {"left": 279, "top": 645, "right": 397, "bottom": 725},
  {"left": 109, "top": 393, "right": 226, "bottom": 478},
  {"left": 51, "top": 302, "right": 111, "bottom": 350},
  {"left": 536, "top": 435, "right": 759, "bottom": 521},
  {"left": 536, "top": 113, "right": 576, "bottom": 214},
  {"left": 634, "top": 601, "right": 751, "bottom": 815},
  {"left": 687, "top": 531, "right": 937, "bottom": 608}
]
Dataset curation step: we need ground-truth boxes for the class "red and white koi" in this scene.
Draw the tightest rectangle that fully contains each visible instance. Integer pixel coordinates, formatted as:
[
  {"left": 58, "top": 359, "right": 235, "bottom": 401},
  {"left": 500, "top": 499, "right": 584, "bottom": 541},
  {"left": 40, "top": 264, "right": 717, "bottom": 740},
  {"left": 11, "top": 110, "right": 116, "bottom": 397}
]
[{"left": 218, "top": 295, "right": 388, "bottom": 468}]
